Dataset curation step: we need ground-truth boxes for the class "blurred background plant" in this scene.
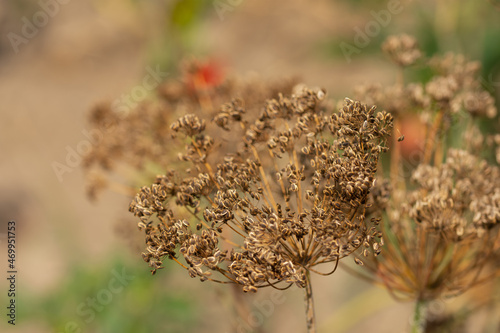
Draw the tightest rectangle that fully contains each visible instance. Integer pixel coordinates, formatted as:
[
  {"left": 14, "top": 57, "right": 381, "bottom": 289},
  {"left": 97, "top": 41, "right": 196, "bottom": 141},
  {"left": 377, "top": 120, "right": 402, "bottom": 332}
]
[
  {"left": 24, "top": 256, "right": 198, "bottom": 333},
  {"left": 346, "top": 34, "right": 500, "bottom": 333}
]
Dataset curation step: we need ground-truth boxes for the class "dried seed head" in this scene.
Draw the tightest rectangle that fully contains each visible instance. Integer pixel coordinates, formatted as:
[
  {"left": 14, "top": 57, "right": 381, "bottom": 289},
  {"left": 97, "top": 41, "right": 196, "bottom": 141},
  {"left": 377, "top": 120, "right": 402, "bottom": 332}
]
[
  {"left": 129, "top": 86, "right": 392, "bottom": 293},
  {"left": 382, "top": 34, "right": 422, "bottom": 67}
]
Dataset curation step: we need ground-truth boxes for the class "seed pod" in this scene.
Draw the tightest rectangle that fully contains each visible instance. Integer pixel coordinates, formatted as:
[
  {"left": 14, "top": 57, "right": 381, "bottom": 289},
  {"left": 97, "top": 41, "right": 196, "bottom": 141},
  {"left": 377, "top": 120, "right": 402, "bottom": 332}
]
[{"left": 354, "top": 258, "right": 364, "bottom": 266}]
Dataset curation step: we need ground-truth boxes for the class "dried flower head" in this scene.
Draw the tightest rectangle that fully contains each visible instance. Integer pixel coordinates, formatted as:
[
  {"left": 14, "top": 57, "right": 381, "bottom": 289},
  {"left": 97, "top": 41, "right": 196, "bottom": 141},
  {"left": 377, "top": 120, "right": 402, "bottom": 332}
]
[
  {"left": 347, "top": 36, "right": 500, "bottom": 333},
  {"left": 382, "top": 34, "right": 422, "bottom": 67},
  {"left": 428, "top": 53, "right": 481, "bottom": 90},
  {"left": 424, "top": 52, "right": 498, "bottom": 118},
  {"left": 425, "top": 75, "right": 459, "bottom": 104},
  {"left": 358, "top": 149, "right": 500, "bottom": 301},
  {"left": 129, "top": 88, "right": 393, "bottom": 294},
  {"left": 368, "top": 37, "right": 496, "bottom": 122},
  {"left": 451, "top": 90, "right": 497, "bottom": 118}
]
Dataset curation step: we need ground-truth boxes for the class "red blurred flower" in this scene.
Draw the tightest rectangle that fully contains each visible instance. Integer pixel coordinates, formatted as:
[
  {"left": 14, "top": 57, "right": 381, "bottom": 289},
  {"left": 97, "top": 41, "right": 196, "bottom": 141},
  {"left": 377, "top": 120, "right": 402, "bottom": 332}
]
[{"left": 183, "top": 58, "right": 225, "bottom": 93}]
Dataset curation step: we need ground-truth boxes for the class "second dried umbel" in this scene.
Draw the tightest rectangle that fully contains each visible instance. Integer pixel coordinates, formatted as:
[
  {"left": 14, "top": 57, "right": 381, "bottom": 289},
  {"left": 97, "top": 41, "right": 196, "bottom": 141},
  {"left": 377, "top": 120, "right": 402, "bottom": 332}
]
[{"left": 351, "top": 34, "right": 500, "bottom": 333}]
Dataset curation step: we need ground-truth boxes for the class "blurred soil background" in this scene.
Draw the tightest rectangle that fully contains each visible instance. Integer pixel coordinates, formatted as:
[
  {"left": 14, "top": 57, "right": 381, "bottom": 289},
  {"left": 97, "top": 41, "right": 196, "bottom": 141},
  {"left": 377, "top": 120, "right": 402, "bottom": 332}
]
[{"left": 0, "top": 0, "right": 499, "bottom": 332}]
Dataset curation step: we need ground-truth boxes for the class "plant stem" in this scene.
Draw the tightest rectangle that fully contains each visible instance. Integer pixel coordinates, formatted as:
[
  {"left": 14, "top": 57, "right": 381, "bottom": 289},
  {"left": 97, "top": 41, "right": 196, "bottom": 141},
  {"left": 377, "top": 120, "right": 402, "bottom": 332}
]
[
  {"left": 411, "top": 299, "right": 426, "bottom": 333},
  {"left": 423, "top": 110, "right": 444, "bottom": 165},
  {"left": 304, "top": 270, "right": 316, "bottom": 333}
]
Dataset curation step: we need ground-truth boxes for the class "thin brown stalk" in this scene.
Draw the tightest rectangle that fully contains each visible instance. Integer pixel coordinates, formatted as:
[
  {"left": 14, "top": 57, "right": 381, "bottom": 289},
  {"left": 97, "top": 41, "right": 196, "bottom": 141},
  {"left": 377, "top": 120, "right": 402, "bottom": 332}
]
[
  {"left": 423, "top": 110, "right": 444, "bottom": 164},
  {"left": 304, "top": 270, "right": 316, "bottom": 333}
]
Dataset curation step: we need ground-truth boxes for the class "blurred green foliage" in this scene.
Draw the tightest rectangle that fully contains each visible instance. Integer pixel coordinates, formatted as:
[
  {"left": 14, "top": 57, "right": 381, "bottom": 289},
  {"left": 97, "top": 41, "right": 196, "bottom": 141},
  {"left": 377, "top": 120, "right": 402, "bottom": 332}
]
[
  {"left": 22, "top": 256, "right": 198, "bottom": 333},
  {"left": 325, "top": 0, "right": 500, "bottom": 82},
  {"left": 169, "top": 0, "right": 210, "bottom": 30},
  {"left": 148, "top": 0, "right": 213, "bottom": 74}
]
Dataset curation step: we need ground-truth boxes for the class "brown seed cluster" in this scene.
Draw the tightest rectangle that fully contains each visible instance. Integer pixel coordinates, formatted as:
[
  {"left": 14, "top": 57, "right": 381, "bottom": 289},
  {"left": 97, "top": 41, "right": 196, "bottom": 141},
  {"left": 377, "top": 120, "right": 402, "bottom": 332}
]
[
  {"left": 409, "top": 149, "right": 500, "bottom": 234},
  {"left": 359, "top": 149, "right": 500, "bottom": 301},
  {"left": 129, "top": 87, "right": 393, "bottom": 292},
  {"left": 349, "top": 35, "right": 500, "bottom": 304},
  {"left": 382, "top": 34, "right": 422, "bottom": 67},
  {"left": 427, "top": 52, "right": 497, "bottom": 118},
  {"left": 357, "top": 38, "right": 497, "bottom": 122}
]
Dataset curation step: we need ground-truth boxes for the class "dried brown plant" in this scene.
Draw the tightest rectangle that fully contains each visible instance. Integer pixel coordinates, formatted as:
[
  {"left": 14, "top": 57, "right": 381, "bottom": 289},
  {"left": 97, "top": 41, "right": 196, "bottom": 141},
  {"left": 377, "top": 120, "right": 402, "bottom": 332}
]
[
  {"left": 358, "top": 149, "right": 500, "bottom": 297},
  {"left": 128, "top": 87, "right": 393, "bottom": 332},
  {"left": 351, "top": 34, "right": 500, "bottom": 333},
  {"left": 382, "top": 34, "right": 422, "bottom": 68}
]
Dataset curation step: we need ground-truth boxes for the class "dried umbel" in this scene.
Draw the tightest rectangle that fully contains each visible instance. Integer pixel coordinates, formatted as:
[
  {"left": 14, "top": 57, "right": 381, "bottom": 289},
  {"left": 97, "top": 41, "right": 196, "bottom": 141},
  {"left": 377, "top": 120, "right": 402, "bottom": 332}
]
[
  {"left": 358, "top": 149, "right": 500, "bottom": 300},
  {"left": 129, "top": 87, "right": 393, "bottom": 331},
  {"left": 428, "top": 52, "right": 481, "bottom": 90},
  {"left": 350, "top": 34, "right": 500, "bottom": 333},
  {"left": 451, "top": 90, "right": 497, "bottom": 118},
  {"left": 356, "top": 35, "right": 497, "bottom": 185},
  {"left": 425, "top": 76, "right": 459, "bottom": 104},
  {"left": 382, "top": 34, "right": 422, "bottom": 67},
  {"left": 425, "top": 52, "right": 497, "bottom": 118},
  {"left": 360, "top": 36, "right": 497, "bottom": 121}
]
